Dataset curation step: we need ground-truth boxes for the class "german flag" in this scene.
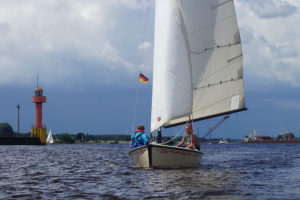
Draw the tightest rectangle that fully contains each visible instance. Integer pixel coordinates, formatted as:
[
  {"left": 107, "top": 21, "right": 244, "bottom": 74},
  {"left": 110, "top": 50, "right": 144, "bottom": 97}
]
[{"left": 139, "top": 73, "right": 149, "bottom": 84}]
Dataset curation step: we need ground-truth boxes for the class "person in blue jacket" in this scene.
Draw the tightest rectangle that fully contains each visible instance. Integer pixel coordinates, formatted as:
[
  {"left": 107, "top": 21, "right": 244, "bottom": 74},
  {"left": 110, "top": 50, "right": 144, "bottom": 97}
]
[{"left": 131, "top": 124, "right": 149, "bottom": 148}]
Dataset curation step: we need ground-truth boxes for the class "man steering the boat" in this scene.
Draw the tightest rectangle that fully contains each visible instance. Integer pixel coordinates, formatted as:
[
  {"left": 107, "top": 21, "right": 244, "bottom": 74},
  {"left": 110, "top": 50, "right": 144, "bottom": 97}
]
[
  {"left": 131, "top": 124, "right": 149, "bottom": 148},
  {"left": 177, "top": 125, "right": 200, "bottom": 150}
]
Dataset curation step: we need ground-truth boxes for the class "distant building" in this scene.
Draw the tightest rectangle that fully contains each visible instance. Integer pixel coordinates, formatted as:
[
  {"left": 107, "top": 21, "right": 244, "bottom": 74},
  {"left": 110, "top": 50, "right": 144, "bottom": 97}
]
[
  {"left": 253, "top": 135, "right": 274, "bottom": 141},
  {"left": 276, "top": 129, "right": 295, "bottom": 141},
  {"left": 241, "top": 130, "right": 274, "bottom": 143}
]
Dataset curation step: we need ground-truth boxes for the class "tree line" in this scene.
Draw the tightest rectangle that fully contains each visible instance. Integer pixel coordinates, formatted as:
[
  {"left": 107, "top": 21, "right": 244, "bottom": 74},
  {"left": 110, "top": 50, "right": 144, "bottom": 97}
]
[
  {"left": 0, "top": 123, "right": 30, "bottom": 137},
  {"left": 54, "top": 132, "right": 132, "bottom": 144},
  {"left": 0, "top": 122, "right": 132, "bottom": 144}
]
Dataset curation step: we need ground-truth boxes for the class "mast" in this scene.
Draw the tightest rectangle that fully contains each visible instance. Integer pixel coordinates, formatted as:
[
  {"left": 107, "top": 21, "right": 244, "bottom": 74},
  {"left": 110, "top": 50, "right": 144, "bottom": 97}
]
[
  {"left": 157, "top": 128, "right": 162, "bottom": 143},
  {"left": 16, "top": 104, "right": 20, "bottom": 134},
  {"left": 151, "top": 0, "right": 246, "bottom": 132}
]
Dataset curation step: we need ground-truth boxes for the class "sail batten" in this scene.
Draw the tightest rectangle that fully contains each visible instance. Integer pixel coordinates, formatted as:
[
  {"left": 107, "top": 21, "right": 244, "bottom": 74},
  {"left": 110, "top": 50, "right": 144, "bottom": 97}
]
[{"left": 151, "top": 0, "right": 245, "bottom": 132}]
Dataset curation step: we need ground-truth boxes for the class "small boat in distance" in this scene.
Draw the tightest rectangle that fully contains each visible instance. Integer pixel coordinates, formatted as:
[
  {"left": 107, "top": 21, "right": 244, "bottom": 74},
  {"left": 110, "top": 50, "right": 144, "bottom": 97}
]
[
  {"left": 46, "top": 129, "right": 54, "bottom": 144},
  {"left": 218, "top": 139, "right": 229, "bottom": 144}
]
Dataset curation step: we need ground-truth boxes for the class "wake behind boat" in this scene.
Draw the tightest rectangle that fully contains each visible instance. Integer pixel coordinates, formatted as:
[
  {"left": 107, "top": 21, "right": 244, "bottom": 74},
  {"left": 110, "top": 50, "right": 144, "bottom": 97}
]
[{"left": 130, "top": 0, "right": 246, "bottom": 168}]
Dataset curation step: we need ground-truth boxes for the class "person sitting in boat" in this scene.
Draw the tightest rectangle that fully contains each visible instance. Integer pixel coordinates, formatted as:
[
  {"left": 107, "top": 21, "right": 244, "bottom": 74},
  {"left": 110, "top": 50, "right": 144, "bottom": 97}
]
[
  {"left": 131, "top": 124, "right": 149, "bottom": 148},
  {"left": 176, "top": 125, "right": 200, "bottom": 150}
]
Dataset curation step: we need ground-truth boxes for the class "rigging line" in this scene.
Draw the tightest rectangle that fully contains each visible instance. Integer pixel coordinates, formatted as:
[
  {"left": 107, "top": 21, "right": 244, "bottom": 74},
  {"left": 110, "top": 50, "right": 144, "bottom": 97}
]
[
  {"left": 191, "top": 42, "right": 241, "bottom": 55},
  {"left": 139, "top": 2, "right": 150, "bottom": 72},
  {"left": 199, "top": 115, "right": 229, "bottom": 142},
  {"left": 130, "top": 77, "right": 140, "bottom": 140},
  {"left": 161, "top": 121, "right": 188, "bottom": 145},
  {"left": 130, "top": 4, "right": 150, "bottom": 140},
  {"left": 189, "top": 115, "right": 195, "bottom": 145}
]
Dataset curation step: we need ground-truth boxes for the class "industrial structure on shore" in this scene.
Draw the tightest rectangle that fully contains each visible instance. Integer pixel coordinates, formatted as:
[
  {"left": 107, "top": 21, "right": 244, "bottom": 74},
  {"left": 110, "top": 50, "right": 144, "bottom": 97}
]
[
  {"left": 0, "top": 82, "right": 47, "bottom": 145},
  {"left": 31, "top": 86, "right": 47, "bottom": 144},
  {"left": 241, "top": 129, "right": 300, "bottom": 144}
]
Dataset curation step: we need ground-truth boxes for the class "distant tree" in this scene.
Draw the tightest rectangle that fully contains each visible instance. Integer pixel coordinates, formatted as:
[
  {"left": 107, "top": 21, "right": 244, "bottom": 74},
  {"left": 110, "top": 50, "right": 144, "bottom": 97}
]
[
  {"left": 0, "top": 123, "right": 15, "bottom": 136},
  {"left": 22, "top": 132, "right": 31, "bottom": 137},
  {"left": 76, "top": 132, "right": 85, "bottom": 142},
  {"left": 85, "top": 134, "right": 95, "bottom": 141},
  {"left": 58, "top": 133, "right": 75, "bottom": 144}
]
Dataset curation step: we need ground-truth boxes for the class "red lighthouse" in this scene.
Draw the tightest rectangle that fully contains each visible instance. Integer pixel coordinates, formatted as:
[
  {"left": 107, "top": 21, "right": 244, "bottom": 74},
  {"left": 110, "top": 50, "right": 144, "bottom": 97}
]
[{"left": 31, "top": 86, "right": 47, "bottom": 144}]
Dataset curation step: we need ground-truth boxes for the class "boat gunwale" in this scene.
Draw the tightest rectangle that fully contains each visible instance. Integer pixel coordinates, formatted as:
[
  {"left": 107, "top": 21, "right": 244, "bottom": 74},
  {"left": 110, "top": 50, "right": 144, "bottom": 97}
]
[{"left": 129, "top": 143, "right": 203, "bottom": 155}]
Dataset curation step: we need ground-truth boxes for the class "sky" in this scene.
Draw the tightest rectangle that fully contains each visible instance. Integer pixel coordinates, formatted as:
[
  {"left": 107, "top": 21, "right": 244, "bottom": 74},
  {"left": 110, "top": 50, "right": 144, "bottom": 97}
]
[{"left": 0, "top": 0, "right": 300, "bottom": 139}]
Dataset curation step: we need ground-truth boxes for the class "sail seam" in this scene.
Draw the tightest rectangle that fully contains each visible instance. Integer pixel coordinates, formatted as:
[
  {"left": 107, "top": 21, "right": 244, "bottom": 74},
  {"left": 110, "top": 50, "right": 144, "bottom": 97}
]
[
  {"left": 195, "top": 77, "right": 242, "bottom": 90},
  {"left": 211, "top": 0, "right": 233, "bottom": 10},
  {"left": 191, "top": 42, "right": 240, "bottom": 55},
  {"left": 195, "top": 55, "right": 242, "bottom": 85}
]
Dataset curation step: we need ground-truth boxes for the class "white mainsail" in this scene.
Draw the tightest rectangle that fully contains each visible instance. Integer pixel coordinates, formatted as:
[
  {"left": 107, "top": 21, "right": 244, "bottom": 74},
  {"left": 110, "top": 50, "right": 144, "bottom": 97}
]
[
  {"left": 151, "top": 0, "right": 245, "bottom": 132},
  {"left": 46, "top": 129, "right": 53, "bottom": 144}
]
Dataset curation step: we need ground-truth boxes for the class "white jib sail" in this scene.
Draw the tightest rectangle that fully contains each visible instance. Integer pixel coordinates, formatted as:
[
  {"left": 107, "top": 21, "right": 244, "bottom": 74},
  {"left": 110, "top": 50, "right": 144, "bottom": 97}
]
[{"left": 151, "top": 0, "right": 245, "bottom": 131}]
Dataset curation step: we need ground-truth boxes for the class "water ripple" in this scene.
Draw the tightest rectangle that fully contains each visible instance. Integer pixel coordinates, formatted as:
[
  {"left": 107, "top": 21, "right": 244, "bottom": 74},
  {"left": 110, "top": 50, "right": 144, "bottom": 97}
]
[{"left": 0, "top": 144, "right": 299, "bottom": 199}]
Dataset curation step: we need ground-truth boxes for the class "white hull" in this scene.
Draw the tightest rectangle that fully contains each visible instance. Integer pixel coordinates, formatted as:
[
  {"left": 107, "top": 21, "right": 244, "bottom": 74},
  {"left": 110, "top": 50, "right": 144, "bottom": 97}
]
[
  {"left": 129, "top": 143, "right": 203, "bottom": 168},
  {"left": 218, "top": 139, "right": 229, "bottom": 144}
]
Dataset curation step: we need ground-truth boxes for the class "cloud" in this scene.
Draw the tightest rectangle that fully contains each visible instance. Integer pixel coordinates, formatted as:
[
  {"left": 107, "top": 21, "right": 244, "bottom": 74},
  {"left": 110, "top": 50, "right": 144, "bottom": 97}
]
[
  {"left": 118, "top": 0, "right": 149, "bottom": 10},
  {"left": 235, "top": 0, "right": 300, "bottom": 88},
  {"left": 0, "top": 0, "right": 154, "bottom": 89},
  {"left": 2, "top": 0, "right": 299, "bottom": 91},
  {"left": 138, "top": 41, "right": 152, "bottom": 51},
  {"left": 259, "top": 36, "right": 298, "bottom": 58},
  {"left": 243, "top": 36, "right": 300, "bottom": 87},
  {"left": 0, "top": 23, "right": 11, "bottom": 34},
  {"left": 245, "top": 0, "right": 297, "bottom": 18}
]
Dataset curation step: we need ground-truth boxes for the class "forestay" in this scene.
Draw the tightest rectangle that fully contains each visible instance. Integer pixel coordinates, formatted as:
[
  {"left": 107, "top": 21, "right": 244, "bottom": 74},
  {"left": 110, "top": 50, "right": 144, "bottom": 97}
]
[{"left": 151, "top": 0, "right": 245, "bottom": 132}]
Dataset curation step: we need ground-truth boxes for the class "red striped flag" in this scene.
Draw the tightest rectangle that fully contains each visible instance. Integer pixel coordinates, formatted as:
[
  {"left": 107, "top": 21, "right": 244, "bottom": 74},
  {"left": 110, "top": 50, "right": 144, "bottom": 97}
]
[{"left": 139, "top": 73, "right": 149, "bottom": 84}]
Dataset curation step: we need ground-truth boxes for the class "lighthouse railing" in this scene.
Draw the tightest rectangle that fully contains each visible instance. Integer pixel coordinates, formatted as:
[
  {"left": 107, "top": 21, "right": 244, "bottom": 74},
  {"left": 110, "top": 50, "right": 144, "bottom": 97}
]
[{"left": 31, "top": 125, "right": 47, "bottom": 129}]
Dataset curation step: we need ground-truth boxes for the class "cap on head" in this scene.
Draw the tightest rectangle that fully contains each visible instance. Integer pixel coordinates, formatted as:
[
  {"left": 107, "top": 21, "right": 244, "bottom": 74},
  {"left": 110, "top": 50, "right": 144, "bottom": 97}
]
[{"left": 137, "top": 124, "right": 145, "bottom": 130}]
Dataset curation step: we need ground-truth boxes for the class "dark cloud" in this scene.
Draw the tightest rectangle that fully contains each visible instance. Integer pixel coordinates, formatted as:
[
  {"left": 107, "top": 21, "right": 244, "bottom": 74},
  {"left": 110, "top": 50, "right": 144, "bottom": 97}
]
[{"left": 0, "top": 1, "right": 154, "bottom": 88}]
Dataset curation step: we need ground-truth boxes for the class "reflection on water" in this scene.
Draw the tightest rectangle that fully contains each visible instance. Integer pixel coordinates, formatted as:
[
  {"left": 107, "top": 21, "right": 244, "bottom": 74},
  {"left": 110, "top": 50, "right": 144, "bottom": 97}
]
[{"left": 0, "top": 143, "right": 299, "bottom": 199}]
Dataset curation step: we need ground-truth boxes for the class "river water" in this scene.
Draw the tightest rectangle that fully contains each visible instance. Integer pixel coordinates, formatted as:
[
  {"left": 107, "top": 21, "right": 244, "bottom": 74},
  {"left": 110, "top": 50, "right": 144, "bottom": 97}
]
[{"left": 0, "top": 143, "right": 299, "bottom": 200}]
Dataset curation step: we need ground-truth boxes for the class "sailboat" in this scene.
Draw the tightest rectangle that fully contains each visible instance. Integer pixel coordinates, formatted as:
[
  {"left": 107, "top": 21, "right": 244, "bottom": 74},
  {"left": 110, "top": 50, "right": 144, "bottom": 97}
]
[
  {"left": 129, "top": 0, "right": 246, "bottom": 168},
  {"left": 46, "top": 129, "right": 54, "bottom": 144}
]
